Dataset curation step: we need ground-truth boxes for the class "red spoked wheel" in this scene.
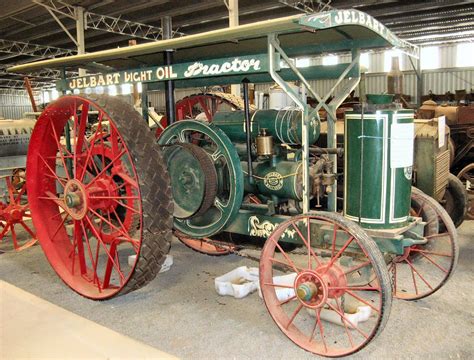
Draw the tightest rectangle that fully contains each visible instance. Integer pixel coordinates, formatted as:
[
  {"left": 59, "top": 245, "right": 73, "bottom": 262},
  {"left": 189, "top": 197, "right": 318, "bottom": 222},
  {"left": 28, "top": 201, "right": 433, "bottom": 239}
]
[
  {"left": 155, "top": 92, "right": 255, "bottom": 136},
  {"left": 457, "top": 164, "right": 474, "bottom": 220},
  {"left": 260, "top": 212, "right": 392, "bottom": 357},
  {"left": 390, "top": 188, "right": 458, "bottom": 300},
  {"left": 175, "top": 231, "right": 236, "bottom": 256},
  {"left": 27, "top": 95, "right": 172, "bottom": 299},
  {"left": 0, "top": 174, "right": 37, "bottom": 252}
]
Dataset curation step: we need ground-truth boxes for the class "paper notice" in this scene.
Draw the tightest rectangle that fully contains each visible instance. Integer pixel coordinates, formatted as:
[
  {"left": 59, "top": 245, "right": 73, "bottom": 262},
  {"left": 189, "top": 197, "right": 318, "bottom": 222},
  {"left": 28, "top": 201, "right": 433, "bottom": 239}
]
[
  {"left": 438, "top": 116, "right": 446, "bottom": 148},
  {"left": 390, "top": 123, "right": 414, "bottom": 168}
]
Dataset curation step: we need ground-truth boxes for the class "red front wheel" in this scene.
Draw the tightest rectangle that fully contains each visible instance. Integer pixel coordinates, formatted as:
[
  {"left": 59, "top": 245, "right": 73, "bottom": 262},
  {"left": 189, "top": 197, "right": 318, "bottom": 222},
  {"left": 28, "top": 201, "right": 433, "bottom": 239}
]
[
  {"left": 27, "top": 95, "right": 173, "bottom": 299},
  {"left": 260, "top": 213, "right": 392, "bottom": 357}
]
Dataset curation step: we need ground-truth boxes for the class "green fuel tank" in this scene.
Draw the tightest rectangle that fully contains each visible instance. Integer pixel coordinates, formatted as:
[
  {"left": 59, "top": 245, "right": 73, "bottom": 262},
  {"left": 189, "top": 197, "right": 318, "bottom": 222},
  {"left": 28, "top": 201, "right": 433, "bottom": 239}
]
[
  {"left": 213, "top": 109, "right": 320, "bottom": 145},
  {"left": 344, "top": 108, "right": 415, "bottom": 229}
]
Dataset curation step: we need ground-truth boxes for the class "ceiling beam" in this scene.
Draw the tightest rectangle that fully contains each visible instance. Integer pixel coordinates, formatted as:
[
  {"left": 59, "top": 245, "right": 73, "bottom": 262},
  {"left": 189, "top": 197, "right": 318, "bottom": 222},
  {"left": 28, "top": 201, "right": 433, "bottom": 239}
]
[{"left": 0, "top": 39, "right": 75, "bottom": 63}]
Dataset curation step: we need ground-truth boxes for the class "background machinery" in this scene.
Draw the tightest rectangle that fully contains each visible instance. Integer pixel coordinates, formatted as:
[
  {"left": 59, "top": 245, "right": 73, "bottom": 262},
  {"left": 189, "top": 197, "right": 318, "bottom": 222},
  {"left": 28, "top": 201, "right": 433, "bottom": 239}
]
[
  {"left": 0, "top": 119, "right": 37, "bottom": 252},
  {"left": 8, "top": 9, "right": 458, "bottom": 357}
]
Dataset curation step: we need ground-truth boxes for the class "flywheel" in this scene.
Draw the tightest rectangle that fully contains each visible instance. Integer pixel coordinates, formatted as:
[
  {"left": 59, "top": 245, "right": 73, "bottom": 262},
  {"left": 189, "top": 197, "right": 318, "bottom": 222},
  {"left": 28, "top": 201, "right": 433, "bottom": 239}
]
[{"left": 158, "top": 120, "right": 243, "bottom": 238}]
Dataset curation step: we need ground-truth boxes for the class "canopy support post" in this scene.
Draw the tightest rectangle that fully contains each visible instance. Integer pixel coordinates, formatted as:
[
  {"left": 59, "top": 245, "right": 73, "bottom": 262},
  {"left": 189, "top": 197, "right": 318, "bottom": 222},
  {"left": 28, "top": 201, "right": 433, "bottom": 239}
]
[
  {"left": 162, "top": 16, "right": 176, "bottom": 125},
  {"left": 268, "top": 33, "right": 311, "bottom": 214}
]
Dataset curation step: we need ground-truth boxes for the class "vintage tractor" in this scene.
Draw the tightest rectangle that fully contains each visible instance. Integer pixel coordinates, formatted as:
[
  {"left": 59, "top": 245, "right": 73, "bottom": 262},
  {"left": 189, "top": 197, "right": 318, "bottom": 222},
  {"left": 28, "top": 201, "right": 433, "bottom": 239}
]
[
  {"left": 0, "top": 119, "right": 37, "bottom": 252},
  {"left": 8, "top": 9, "right": 458, "bottom": 357}
]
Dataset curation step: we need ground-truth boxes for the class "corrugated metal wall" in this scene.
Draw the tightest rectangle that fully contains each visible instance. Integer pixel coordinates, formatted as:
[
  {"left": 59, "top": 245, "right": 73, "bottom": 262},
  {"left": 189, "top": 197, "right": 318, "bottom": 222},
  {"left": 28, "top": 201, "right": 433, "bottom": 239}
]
[{"left": 0, "top": 90, "right": 35, "bottom": 120}]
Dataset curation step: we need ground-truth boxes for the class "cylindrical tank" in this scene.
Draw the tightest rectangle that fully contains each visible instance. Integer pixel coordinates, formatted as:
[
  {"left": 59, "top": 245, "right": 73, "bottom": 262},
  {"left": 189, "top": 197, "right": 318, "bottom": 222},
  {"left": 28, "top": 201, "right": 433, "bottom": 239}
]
[
  {"left": 243, "top": 160, "right": 304, "bottom": 200},
  {"left": 344, "top": 108, "right": 415, "bottom": 229},
  {"left": 0, "top": 119, "right": 36, "bottom": 157},
  {"left": 213, "top": 109, "right": 320, "bottom": 145}
]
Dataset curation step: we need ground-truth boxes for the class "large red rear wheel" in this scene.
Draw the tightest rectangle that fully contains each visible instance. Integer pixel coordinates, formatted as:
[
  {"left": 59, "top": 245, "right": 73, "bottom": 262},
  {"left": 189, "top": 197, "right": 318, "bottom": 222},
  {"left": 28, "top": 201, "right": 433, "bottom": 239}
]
[{"left": 27, "top": 95, "right": 173, "bottom": 299}]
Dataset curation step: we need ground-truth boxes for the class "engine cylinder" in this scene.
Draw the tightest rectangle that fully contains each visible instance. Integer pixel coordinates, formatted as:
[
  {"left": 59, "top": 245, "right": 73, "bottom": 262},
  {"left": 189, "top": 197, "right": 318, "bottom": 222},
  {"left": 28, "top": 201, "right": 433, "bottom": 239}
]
[
  {"left": 213, "top": 109, "right": 320, "bottom": 145},
  {"left": 243, "top": 160, "right": 305, "bottom": 201}
]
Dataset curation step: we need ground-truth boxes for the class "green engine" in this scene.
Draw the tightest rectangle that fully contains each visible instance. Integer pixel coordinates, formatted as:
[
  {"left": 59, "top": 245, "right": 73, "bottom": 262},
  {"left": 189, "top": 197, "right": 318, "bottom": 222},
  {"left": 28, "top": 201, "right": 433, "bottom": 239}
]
[{"left": 158, "top": 109, "right": 335, "bottom": 238}]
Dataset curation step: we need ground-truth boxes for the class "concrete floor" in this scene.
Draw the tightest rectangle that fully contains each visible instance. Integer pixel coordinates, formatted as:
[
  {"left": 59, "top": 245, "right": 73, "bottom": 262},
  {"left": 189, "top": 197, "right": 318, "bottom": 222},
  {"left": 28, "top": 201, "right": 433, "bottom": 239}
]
[{"left": 0, "top": 221, "right": 473, "bottom": 359}]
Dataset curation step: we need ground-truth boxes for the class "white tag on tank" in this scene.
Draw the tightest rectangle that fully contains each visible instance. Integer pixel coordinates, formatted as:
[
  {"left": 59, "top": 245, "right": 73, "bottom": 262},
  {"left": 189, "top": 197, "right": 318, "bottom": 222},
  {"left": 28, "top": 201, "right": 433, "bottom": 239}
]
[{"left": 390, "top": 123, "right": 414, "bottom": 168}]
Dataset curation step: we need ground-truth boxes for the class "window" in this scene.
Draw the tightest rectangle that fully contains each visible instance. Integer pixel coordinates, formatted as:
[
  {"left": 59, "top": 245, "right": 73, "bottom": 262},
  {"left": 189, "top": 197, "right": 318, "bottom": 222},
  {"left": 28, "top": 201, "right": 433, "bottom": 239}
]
[
  {"left": 421, "top": 46, "right": 440, "bottom": 70},
  {"left": 296, "top": 57, "right": 310, "bottom": 68},
  {"left": 107, "top": 85, "right": 117, "bottom": 96},
  {"left": 137, "top": 82, "right": 143, "bottom": 93},
  {"left": 43, "top": 91, "right": 50, "bottom": 103},
  {"left": 121, "top": 83, "right": 132, "bottom": 95},
  {"left": 322, "top": 55, "right": 338, "bottom": 66},
  {"left": 51, "top": 89, "right": 59, "bottom": 99},
  {"left": 384, "top": 50, "right": 403, "bottom": 72},
  {"left": 456, "top": 43, "right": 474, "bottom": 67},
  {"left": 360, "top": 52, "right": 370, "bottom": 72}
]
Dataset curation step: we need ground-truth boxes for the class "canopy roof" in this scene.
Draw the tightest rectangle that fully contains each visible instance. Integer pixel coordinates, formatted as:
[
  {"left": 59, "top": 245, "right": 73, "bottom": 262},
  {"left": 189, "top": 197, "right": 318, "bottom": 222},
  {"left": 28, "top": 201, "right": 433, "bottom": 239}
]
[{"left": 8, "top": 9, "right": 418, "bottom": 74}]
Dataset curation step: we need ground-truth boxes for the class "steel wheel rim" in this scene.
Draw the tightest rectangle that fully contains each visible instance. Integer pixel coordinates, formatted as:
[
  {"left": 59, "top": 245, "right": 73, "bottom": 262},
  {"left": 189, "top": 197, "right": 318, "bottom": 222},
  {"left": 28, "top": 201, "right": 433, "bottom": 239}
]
[
  {"left": 27, "top": 96, "right": 143, "bottom": 299},
  {"left": 457, "top": 164, "right": 474, "bottom": 220},
  {"left": 260, "top": 214, "right": 389, "bottom": 357},
  {"left": 391, "top": 189, "right": 458, "bottom": 300}
]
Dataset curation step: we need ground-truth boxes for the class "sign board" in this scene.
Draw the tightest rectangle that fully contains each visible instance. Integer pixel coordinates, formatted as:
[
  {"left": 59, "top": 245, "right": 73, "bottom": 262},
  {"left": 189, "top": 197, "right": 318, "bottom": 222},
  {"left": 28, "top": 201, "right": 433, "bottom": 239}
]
[
  {"left": 299, "top": 9, "right": 417, "bottom": 56},
  {"left": 390, "top": 122, "right": 414, "bottom": 169},
  {"left": 57, "top": 54, "right": 272, "bottom": 91}
]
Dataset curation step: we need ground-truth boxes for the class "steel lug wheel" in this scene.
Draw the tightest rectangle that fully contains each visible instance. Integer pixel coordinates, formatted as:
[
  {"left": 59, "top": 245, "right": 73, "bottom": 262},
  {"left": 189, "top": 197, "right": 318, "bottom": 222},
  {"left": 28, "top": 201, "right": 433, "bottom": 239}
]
[
  {"left": 27, "top": 95, "right": 172, "bottom": 299},
  {"left": 260, "top": 212, "right": 392, "bottom": 357},
  {"left": 390, "top": 187, "right": 458, "bottom": 300}
]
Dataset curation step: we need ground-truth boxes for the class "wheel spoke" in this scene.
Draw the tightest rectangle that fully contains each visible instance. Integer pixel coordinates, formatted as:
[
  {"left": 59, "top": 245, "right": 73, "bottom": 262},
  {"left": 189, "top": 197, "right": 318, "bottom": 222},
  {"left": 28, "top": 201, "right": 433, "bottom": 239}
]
[
  {"left": 323, "top": 236, "right": 355, "bottom": 274},
  {"left": 278, "top": 295, "right": 296, "bottom": 306},
  {"left": 344, "top": 290, "right": 380, "bottom": 313},
  {"left": 418, "top": 252, "right": 449, "bottom": 273},
  {"left": 85, "top": 149, "right": 126, "bottom": 188},
  {"left": 409, "top": 248, "right": 452, "bottom": 257},
  {"left": 19, "top": 220, "right": 36, "bottom": 239},
  {"left": 270, "top": 239, "right": 301, "bottom": 274},
  {"left": 262, "top": 282, "right": 294, "bottom": 289},
  {"left": 38, "top": 153, "right": 66, "bottom": 187},
  {"left": 343, "top": 260, "right": 371, "bottom": 275},
  {"left": 285, "top": 303, "right": 304, "bottom": 330},
  {"left": 291, "top": 221, "right": 321, "bottom": 268},
  {"left": 88, "top": 208, "right": 139, "bottom": 250},
  {"left": 10, "top": 224, "right": 19, "bottom": 249},
  {"left": 50, "top": 120, "right": 72, "bottom": 180},
  {"left": 326, "top": 302, "right": 369, "bottom": 340},
  {"left": 79, "top": 220, "right": 102, "bottom": 290},
  {"left": 269, "top": 256, "right": 303, "bottom": 273},
  {"left": 405, "top": 258, "right": 434, "bottom": 290},
  {"left": 84, "top": 216, "right": 125, "bottom": 282},
  {"left": 336, "top": 297, "right": 355, "bottom": 348}
]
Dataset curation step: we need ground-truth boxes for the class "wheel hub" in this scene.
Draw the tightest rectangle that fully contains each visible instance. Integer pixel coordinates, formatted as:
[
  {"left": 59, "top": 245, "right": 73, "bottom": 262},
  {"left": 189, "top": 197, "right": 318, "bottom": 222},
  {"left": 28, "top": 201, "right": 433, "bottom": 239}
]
[
  {"left": 63, "top": 179, "right": 88, "bottom": 220},
  {"left": 294, "top": 271, "right": 328, "bottom": 308}
]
